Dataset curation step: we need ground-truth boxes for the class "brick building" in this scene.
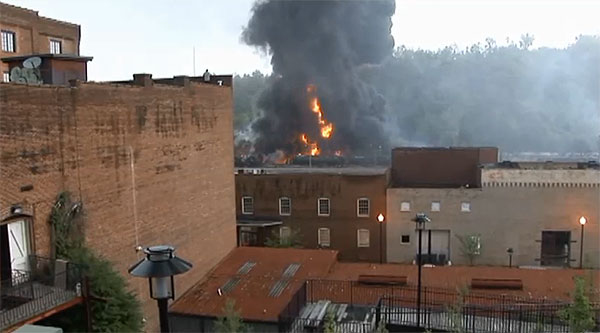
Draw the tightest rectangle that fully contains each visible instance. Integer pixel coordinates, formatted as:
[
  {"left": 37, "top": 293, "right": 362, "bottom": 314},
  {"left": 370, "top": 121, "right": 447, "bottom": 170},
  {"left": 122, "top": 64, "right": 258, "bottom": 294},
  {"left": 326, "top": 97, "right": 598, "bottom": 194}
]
[
  {"left": 0, "top": 1, "right": 80, "bottom": 81},
  {"left": 0, "top": 61, "right": 236, "bottom": 329},
  {"left": 386, "top": 148, "right": 600, "bottom": 268},
  {"left": 235, "top": 167, "right": 389, "bottom": 262}
]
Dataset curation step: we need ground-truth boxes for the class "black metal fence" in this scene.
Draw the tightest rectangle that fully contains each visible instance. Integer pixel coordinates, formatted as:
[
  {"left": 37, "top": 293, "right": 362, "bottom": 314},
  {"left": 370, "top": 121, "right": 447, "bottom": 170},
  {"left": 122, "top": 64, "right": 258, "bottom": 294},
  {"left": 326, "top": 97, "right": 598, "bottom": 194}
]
[
  {"left": 277, "top": 279, "right": 600, "bottom": 333},
  {"left": 0, "top": 256, "right": 83, "bottom": 330}
]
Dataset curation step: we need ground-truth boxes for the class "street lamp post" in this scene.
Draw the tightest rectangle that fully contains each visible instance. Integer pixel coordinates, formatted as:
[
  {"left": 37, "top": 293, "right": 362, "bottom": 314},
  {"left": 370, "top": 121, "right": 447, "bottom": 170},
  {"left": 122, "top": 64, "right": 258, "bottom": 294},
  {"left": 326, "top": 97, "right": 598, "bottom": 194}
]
[
  {"left": 579, "top": 216, "right": 587, "bottom": 269},
  {"left": 129, "top": 245, "right": 192, "bottom": 333},
  {"left": 412, "top": 213, "right": 430, "bottom": 330},
  {"left": 377, "top": 213, "right": 385, "bottom": 264}
]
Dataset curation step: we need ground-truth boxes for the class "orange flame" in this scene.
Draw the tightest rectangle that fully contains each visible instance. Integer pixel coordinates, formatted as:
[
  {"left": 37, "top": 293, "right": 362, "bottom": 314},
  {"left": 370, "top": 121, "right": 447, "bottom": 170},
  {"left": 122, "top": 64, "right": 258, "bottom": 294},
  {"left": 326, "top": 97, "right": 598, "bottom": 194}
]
[
  {"left": 310, "top": 97, "right": 334, "bottom": 138},
  {"left": 300, "top": 133, "right": 320, "bottom": 156}
]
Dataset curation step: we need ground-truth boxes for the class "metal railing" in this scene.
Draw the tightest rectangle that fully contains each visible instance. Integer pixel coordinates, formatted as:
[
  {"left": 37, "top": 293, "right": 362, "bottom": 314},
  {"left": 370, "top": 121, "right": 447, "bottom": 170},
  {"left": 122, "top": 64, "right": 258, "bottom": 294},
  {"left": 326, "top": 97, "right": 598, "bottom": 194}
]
[
  {"left": 0, "top": 255, "right": 83, "bottom": 329},
  {"left": 277, "top": 279, "right": 600, "bottom": 333}
]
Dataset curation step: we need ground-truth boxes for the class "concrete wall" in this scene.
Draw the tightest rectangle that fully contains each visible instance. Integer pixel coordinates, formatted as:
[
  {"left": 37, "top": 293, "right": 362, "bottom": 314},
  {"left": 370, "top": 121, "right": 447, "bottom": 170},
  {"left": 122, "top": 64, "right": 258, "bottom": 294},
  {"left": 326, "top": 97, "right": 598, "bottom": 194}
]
[
  {"left": 386, "top": 181, "right": 600, "bottom": 268},
  {"left": 236, "top": 172, "right": 388, "bottom": 262},
  {"left": 0, "top": 2, "right": 80, "bottom": 76},
  {"left": 0, "top": 78, "right": 236, "bottom": 330}
]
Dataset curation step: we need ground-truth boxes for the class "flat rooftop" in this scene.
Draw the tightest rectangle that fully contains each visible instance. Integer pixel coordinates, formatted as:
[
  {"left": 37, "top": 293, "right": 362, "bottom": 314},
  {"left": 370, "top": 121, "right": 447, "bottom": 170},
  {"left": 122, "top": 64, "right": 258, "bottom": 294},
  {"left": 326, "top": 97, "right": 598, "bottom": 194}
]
[
  {"left": 483, "top": 161, "right": 599, "bottom": 170},
  {"left": 235, "top": 166, "right": 388, "bottom": 176}
]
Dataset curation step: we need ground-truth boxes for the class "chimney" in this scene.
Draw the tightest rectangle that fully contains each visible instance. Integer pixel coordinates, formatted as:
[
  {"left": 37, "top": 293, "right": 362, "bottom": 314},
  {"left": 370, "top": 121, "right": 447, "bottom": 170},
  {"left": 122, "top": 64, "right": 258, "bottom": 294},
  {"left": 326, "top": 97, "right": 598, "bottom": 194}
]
[{"left": 133, "top": 73, "right": 153, "bottom": 87}]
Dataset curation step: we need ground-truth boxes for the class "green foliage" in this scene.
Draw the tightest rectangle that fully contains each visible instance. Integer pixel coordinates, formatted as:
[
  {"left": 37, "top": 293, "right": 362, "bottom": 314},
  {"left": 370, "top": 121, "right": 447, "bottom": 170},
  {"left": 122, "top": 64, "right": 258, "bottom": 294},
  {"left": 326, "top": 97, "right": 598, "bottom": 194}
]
[
  {"left": 43, "top": 192, "right": 143, "bottom": 332},
  {"left": 323, "top": 309, "right": 337, "bottom": 333},
  {"left": 264, "top": 227, "right": 303, "bottom": 248},
  {"left": 447, "top": 285, "right": 470, "bottom": 333},
  {"left": 375, "top": 319, "right": 388, "bottom": 333},
  {"left": 455, "top": 234, "right": 481, "bottom": 266},
  {"left": 215, "top": 299, "right": 248, "bottom": 333},
  {"left": 233, "top": 71, "right": 269, "bottom": 131},
  {"left": 559, "top": 276, "right": 595, "bottom": 333}
]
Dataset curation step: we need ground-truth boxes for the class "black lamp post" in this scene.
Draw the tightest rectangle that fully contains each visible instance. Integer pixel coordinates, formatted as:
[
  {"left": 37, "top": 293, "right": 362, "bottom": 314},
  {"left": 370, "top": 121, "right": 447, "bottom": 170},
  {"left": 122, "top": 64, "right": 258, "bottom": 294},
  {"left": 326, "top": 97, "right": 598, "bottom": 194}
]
[
  {"left": 579, "top": 216, "right": 586, "bottom": 269},
  {"left": 507, "top": 248, "right": 514, "bottom": 268},
  {"left": 412, "top": 213, "right": 430, "bottom": 330},
  {"left": 128, "top": 245, "right": 192, "bottom": 333},
  {"left": 377, "top": 213, "right": 385, "bottom": 264}
]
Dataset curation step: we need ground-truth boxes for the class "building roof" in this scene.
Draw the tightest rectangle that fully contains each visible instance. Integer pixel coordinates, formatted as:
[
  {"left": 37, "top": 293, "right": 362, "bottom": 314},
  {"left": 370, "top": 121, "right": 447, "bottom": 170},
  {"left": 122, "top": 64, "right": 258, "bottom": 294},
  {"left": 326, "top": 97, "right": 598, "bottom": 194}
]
[
  {"left": 327, "top": 262, "right": 597, "bottom": 301},
  {"left": 237, "top": 216, "right": 282, "bottom": 227},
  {"left": 169, "top": 247, "right": 338, "bottom": 322},
  {"left": 235, "top": 166, "right": 388, "bottom": 176},
  {"left": 1, "top": 54, "right": 93, "bottom": 62},
  {"left": 483, "top": 161, "right": 599, "bottom": 170}
]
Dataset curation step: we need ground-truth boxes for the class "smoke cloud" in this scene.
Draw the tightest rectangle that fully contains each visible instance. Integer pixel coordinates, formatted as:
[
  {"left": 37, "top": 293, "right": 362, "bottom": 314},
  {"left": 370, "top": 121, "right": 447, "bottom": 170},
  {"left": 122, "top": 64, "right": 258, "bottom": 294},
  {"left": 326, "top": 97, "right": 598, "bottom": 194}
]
[{"left": 243, "top": 0, "right": 395, "bottom": 156}]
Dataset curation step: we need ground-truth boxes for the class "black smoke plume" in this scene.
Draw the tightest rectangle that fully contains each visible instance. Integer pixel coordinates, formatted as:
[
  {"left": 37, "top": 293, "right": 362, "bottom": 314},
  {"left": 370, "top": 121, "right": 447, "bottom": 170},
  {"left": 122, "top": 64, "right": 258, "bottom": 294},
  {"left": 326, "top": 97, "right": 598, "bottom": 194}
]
[{"left": 243, "top": 0, "right": 395, "bottom": 156}]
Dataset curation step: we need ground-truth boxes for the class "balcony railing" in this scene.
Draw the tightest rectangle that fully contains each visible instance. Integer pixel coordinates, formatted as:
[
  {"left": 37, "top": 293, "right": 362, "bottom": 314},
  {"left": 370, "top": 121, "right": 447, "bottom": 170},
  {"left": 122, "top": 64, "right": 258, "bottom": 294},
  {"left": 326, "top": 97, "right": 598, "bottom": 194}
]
[{"left": 0, "top": 256, "right": 83, "bottom": 330}]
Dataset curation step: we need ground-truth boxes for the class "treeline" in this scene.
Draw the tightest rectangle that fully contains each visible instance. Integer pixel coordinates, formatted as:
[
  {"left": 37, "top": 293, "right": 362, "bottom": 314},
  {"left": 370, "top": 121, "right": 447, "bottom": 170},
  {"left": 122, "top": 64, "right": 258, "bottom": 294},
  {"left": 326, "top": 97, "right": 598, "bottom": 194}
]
[{"left": 234, "top": 35, "right": 599, "bottom": 153}]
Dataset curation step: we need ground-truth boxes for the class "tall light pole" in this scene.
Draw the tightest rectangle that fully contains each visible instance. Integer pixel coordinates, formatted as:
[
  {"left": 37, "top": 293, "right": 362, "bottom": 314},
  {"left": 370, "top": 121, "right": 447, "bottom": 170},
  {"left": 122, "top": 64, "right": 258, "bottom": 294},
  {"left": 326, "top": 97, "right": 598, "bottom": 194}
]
[
  {"left": 579, "top": 216, "right": 587, "bottom": 269},
  {"left": 412, "top": 213, "right": 430, "bottom": 330},
  {"left": 377, "top": 213, "right": 385, "bottom": 264},
  {"left": 129, "top": 245, "right": 192, "bottom": 332}
]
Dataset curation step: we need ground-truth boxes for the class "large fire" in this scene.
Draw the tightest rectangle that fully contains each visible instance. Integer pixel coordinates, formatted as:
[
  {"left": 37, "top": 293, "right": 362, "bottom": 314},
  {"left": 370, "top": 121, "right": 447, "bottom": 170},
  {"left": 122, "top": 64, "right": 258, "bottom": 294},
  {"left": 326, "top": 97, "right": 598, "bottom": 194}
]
[{"left": 300, "top": 85, "right": 334, "bottom": 156}]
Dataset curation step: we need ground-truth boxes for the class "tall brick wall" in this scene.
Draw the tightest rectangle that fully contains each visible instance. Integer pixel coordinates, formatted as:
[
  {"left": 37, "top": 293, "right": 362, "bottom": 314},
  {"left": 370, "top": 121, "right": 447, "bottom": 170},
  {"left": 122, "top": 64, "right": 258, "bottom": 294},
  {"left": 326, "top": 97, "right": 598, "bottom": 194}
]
[{"left": 0, "top": 79, "right": 236, "bottom": 329}]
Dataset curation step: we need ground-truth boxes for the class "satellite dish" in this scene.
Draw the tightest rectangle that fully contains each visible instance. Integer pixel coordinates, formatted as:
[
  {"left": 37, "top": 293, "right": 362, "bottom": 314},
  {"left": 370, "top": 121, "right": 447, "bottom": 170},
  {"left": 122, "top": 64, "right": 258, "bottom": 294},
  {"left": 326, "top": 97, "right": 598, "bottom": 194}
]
[{"left": 23, "top": 57, "right": 42, "bottom": 69}]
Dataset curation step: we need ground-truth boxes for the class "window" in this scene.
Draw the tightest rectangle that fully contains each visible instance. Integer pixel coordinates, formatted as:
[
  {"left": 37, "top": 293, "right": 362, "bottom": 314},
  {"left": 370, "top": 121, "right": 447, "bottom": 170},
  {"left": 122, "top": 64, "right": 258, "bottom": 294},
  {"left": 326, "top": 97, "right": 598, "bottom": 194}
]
[
  {"left": 50, "top": 39, "right": 62, "bottom": 54},
  {"left": 280, "top": 226, "right": 291, "bottom": 243},
  {"left": 3, "top": 72, "right": 9, "bottom": 82},
  {"left": 431, "top": 201, "right": 441, "bottom": 212},
  {"left": 357, "top": 198, "right": 370, "bottom": 217},
  {"left": 357, "top": 229, "right": 370, "bottom": 247},
  {"left": 401, "top": 235, "right": 410, "bottom": 244},
  {"left": 400, "top": 201, "right": 411, "bottom": 212},
  {"left": 318, "top": 228, "right": 330, "bottom": 247},
  {"left": 241, "top": 196, "right": 253, "bottom": 215},
  {"left": 318, "top": 198, "right": 330, "bottom": 216},
  {"left": 469, "top": 235, "right": 481, "bottom": 254},
  {"left": 279, "top": 197, "right": 291, "bottom": 216},
  {"left": 461, "top": 202, "right": 471, "bottom": 212},
  {"left": 1, "top": 30, "right": 15, "bottom": 52}
]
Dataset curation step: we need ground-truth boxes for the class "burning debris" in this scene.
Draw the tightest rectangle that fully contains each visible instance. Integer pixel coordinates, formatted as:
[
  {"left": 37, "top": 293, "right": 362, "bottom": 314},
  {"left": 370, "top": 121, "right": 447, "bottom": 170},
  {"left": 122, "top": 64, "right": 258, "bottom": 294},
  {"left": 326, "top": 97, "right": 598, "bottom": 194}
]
[{"left": 242, "top": 0, "right": 395, "bottom": 162}]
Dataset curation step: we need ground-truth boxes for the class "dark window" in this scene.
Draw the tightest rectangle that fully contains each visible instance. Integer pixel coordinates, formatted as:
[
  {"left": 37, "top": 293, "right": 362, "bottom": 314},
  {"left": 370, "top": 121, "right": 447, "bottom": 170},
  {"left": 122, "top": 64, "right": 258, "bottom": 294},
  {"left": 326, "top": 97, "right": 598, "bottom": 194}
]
[
  {"left": 318, "top": 198, "right": 330, "bottom": 216},
  {"left": 241, "top": 196, "right": 253, "bottom": 215},
  {"left": 401, "top": 235, "right": 410, "bottom": 244},
  {"left": 1, "top": 30, "right": 16, "bottom": 52},
  {"left": 279, "top": 197, "right": 291, "bottom": 216}
]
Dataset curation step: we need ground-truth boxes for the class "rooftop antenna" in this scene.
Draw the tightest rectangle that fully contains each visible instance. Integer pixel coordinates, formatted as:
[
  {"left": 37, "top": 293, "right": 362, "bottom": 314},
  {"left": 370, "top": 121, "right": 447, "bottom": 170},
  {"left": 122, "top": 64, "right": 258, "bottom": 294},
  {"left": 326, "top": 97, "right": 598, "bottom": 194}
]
[{"left": 193, "top": 47, "right": 196, "bottom": 76}]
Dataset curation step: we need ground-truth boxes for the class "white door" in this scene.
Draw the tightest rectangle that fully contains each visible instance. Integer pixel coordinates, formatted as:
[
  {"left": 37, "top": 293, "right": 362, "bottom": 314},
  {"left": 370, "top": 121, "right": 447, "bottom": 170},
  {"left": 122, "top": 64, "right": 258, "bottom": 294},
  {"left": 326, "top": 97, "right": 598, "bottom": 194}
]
[{"left": 8, "top": 220, "right": 31, "bottom": 274}]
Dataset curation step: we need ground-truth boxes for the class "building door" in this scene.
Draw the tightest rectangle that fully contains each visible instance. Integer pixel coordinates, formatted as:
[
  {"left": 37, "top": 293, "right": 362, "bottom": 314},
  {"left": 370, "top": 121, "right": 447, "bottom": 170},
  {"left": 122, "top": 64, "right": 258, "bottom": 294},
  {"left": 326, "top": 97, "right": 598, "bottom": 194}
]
[
  {"left": 7, "top": 220, "right": 31, "bottom": 274},
  {"left": 541, "top": 231, "right": 570, "bottom": 267},
  {"left": 416, "top": 230, "right": 450, "bottom": 265},
  {"left": 238, "top": 227, "right": 258, "bottom": 246}
]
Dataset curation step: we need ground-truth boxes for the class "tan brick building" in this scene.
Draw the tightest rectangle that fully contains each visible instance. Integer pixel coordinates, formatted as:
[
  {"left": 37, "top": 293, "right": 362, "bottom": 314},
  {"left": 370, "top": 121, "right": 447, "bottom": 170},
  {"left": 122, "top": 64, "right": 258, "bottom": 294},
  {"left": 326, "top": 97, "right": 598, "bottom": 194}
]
[
  {"left": 235, "top": 167, "right": 389, "bottom": 262},
  {"left": 0, "top": 1, "right": 80, "bottom": 81},
  {"left": 0, "top": 73, "right": 236, "bottom": 329},
  {"left": 386, "top": 148, "right": 600, "bottom": 268}
]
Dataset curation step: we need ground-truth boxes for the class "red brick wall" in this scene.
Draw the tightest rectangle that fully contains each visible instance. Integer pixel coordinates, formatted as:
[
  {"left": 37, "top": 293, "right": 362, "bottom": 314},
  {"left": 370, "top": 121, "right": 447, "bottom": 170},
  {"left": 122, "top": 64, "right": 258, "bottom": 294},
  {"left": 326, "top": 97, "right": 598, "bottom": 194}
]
[
  {"left": 0, "top": 80, "right": 236, "bottom": 329},
  {"left": 235, "top": 172, "right": 388, "bottom": 262},
  {"left": 0, "top": 2, "right": 80, "bottom": 76}
]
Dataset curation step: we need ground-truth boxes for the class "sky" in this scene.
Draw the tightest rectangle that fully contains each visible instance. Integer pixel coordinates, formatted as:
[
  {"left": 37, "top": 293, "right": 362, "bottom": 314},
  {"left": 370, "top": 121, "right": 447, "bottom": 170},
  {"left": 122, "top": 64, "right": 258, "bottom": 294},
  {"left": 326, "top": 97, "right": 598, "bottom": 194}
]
[{"left": 4, "top": 0, "right": 599, "bottom": 81}]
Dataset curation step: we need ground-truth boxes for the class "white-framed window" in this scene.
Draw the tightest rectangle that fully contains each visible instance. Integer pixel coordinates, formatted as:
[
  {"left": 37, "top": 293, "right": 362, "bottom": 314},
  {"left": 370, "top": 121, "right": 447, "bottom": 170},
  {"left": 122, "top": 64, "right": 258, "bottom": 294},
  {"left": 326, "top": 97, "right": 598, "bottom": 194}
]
[
  {"left": 241, "top": 196, "right": 254, "bottom": 215},
  {"left": 280, "top": 226, "right": 291, "bottom": 242},
  {"left": 3, "top": 72, "right": 9, "bottom": 82},
  {"left": 1, "top": 30, "right": 16, "bottom": 52},
  {"left": 461, "top": 202, "right": 471, "bottom": 212},
  {"left": 401, "top": 234, "right": 410, "bottom": 244},
  {"left": 50, "top": 39, "right": 62, "bottom": 54},
  {"left": 400, "top": 201, "right": 411, "bottom": 212},
  {"left": 318, "top": 228, "right": 330, "bottom": 247},
  {"left": 357, "top": 198, "right": 370, "bottom": 217},
  {"left": 357, "top": 229, "right": 370, "bottom": 247},
  {"left": 318, "top": 198, "right": 330, "bottom": 216},
  {"left": 431, "top": 201, "right": 441, "bottom": 212},
  {"left": 279, "top": 197, "right": 291, "bottom": 216}
]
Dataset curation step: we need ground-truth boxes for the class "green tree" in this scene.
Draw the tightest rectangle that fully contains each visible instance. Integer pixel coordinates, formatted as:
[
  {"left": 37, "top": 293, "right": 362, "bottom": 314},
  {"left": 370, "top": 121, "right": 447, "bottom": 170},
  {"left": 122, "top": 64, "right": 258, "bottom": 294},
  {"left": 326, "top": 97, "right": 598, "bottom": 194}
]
[
  {"left": 264, "top": 227, "right": 303, "bottom": 248},
  {"left": 455, "top": 234, "right": 481, "bottom": 266},
  {"left": 323, "top": 309, "right": 337, "bottom": 333},
  {"left": 215, "top": 299, "right": 249, "bottom": 333},
  {"left": 39, "top": 192, "right": 143, "bottom": 332},
  {"left": 447, "top": 285, "right": 470, "bottom": 333},
  {"left": 375, "top": 319, "right": 388, "bottom": 333},
  {"left": 559, "top": 276, "right": 595, "bottom": 333}
]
